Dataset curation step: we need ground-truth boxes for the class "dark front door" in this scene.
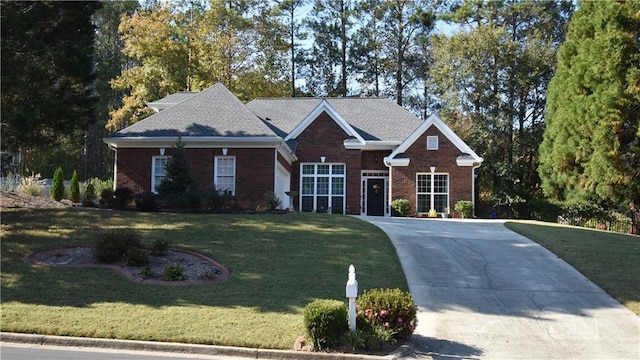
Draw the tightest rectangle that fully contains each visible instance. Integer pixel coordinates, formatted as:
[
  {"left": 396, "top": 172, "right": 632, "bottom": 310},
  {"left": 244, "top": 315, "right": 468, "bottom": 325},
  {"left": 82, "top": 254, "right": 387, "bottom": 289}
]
[{"left": 366, "top": 179, "right": 385, "bottom": 216}]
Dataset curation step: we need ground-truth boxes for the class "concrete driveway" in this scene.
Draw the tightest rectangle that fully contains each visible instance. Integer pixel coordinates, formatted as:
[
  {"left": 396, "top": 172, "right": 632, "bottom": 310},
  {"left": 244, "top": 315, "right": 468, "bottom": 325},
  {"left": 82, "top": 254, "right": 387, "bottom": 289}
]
[{"left": 362, "top": 217, "right": 639, "bottom": 360}]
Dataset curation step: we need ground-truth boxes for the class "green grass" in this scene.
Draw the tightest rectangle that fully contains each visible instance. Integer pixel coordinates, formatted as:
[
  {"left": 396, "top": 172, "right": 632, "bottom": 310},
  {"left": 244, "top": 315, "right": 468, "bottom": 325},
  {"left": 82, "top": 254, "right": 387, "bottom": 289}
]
[
  {"left": 0, "top": 208, "right": 408, "bottom": 349},
  {"left": 505, "top": 221, "right": 640, "bottom": 315}
]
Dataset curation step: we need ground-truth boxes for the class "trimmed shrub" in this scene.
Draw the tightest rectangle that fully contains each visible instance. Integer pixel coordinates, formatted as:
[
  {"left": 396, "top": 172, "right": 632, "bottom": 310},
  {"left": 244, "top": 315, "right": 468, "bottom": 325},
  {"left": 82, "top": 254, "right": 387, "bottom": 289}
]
[
  {"left": 100, "top": 188, "right": 114, "bottom": 208},
  {"left": 356, "top": 288, "right": 416, "bottom": 342},
  {"left": 135, "top": 192, "right": 160, "bottom": 212},
  {"left": 455, "top": 200, "right": 474, "bottom": 218},
  {"left": 51, "top": 167, "right": 65, "bottom": 201},
  {"left": 94, "top": 229, "right": 142, "bottom": 263},
  {"left": 164, "top": 264, "right": 186, "bottom": 281},
  {"left": 113, "top": 187, "right": 133, "bottom": 210},
  {"left": 151, "top": 238, "right": 171, "bottom": 256},
  {"left": 124, "top": 248, "right": 149, "bottom": 266},
  {"left": 68, "top": 170, "right": 80, "bottom": 203},
  {"left": 82, "top": 182, "right": 97, "bottom": 207},
  {"left": 265, "top": 191, "right": 282, "bottom": 210},
  {"left": 303, "top": 299, "right": 348, "bottom": 350},
  {"left": 391, "top": 199, "right": 411, "bottom": 217},
  {"left": 200, "top": 186, "right": 232, "bottom": 213}
]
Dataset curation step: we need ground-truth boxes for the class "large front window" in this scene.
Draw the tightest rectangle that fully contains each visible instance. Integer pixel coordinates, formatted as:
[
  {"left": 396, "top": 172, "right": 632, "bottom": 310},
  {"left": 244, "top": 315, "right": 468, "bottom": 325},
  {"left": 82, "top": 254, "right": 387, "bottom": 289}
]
[
  {"left": 300, "top": 163, "right": 345, "bottom": 214},
  {"left": 214, "top": 156, "right": 236, "bottom": 195},
  {"left": 151, "top": 156, "right": 169, "bottom": 193},
  {"left": 417, "top": 173, "right": 449, "bottom": 213}
]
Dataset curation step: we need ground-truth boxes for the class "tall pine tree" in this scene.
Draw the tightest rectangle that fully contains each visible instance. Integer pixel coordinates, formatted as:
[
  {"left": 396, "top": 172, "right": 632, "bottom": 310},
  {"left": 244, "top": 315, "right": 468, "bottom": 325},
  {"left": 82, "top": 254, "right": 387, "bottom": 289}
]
[{"left": 539, "top": 0, "right": 640, "bottom": 208}]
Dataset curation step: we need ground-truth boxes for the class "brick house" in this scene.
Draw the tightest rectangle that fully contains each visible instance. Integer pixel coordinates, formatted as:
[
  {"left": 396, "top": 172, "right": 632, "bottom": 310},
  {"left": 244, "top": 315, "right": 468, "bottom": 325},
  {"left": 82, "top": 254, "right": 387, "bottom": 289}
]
[{"left": 104, "top": 83, "right": 483, "bottom": 217}]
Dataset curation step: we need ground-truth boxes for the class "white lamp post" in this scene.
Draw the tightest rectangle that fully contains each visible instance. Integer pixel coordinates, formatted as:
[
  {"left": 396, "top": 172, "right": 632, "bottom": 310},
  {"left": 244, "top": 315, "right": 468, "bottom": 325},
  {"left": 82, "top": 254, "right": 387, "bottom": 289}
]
[{"left": 345, "top": 264, "right": 358, "bottom": 332}]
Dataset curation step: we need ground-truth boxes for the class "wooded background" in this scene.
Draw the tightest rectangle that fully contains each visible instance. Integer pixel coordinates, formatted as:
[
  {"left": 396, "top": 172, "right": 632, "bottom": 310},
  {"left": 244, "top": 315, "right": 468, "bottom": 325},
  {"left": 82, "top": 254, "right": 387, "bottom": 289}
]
[{"left": 1, "top": 0, "right": 638, "bottom": 213}]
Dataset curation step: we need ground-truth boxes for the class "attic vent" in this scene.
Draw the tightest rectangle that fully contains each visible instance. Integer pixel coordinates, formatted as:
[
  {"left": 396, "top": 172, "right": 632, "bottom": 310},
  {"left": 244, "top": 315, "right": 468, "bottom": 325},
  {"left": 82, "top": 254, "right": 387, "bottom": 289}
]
[{"left": 427, "top": 136, "right": 439, "bottom": 150}]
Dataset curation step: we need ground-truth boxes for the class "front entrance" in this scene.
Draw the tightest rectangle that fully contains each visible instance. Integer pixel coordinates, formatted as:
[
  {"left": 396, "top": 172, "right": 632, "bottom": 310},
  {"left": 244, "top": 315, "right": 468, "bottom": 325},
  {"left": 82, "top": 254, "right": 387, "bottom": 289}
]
[{"left": 366, "top": 179, "right": 385, "bottom": 216}]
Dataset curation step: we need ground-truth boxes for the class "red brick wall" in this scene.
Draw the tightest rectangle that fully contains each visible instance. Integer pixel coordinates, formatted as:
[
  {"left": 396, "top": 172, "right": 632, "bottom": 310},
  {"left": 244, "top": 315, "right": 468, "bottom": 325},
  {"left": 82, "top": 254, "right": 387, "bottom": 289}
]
[
  {"left": 361, "top": 150, "right": 391, "bottom": 170},
  {"left": 116, "top": 147, "right": 275, "bottom": 208},
  {"left": 391, "top": 126, "right": 475, "bottom": 217},
  {"left": 291, "top": 112, "right": 362, "bottom": 214}
]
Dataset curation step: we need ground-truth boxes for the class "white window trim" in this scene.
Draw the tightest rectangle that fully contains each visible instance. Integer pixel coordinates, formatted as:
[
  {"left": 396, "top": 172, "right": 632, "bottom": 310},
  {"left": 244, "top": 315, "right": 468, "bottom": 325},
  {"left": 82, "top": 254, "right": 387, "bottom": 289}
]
[
  {"left": 427, "top": 136, "right": 439, "bottom": 150},
  {"left": 299, "top": 162, "right": 346, "bottom": 214},
  {"left": 151, "top": 155, "right": 170, "bottom": 194},
  {"left": 416, "top": 172, "right": 449, "bottom": 214},
  {"left": 214, "top": 156, "right": 236, "bottom": 196}
]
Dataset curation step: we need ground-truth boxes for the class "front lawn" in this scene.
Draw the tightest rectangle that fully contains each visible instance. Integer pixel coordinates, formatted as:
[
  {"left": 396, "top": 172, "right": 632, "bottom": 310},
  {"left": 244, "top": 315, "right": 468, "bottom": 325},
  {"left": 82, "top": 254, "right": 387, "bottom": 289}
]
[
  {"left": 505, "top": 221, "right": 640, "bottom": 315},
  {"left": 0, "top": 209, "right": 407, "bottom": 349}
]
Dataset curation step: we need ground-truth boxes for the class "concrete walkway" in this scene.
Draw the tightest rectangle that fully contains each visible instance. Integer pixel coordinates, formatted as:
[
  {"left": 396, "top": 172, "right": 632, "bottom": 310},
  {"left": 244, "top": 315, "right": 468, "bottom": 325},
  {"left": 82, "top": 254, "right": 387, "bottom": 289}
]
[{"left": 362, "top": 217, "right": 640, "bottom": 360}]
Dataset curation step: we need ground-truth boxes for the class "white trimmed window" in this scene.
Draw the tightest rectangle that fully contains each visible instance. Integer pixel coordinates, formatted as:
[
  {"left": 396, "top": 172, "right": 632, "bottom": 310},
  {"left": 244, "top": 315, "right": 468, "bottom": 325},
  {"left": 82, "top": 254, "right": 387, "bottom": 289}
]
[
  {"left": 300, "top": 163, "right": 345, "bottom": 214},
  {"left": 151, "top": 156, "right": 170, "bottom": 193},
  {"left": 427, "top": 136, "right": 439, "bottom": 150},
  {"left": 214, "top": 156, "right": 236, "bottom": 195},
  {"left": 417, "top": 173, "right": 449, "bottom": 213}
]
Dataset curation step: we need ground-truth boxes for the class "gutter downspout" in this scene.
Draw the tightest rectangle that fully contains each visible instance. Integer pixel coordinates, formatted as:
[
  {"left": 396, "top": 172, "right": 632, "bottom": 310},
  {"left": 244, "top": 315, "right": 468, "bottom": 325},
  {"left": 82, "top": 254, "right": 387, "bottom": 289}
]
[
  {"left": 472, "top": 163, "right": 481, "bottom": 218},
  {"left": 108, "top": 144, "right": 117, "bottom": 190},
  {"left": 383, "top": 157, "right": 392, "bottom": 217}
]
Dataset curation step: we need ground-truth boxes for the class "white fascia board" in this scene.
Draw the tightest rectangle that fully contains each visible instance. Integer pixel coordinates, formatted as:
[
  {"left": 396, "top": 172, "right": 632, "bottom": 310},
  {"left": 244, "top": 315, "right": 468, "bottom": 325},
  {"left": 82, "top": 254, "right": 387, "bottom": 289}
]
[
  {"left": 284, "top": 100, "right": 366, "bottom": 146},
  {"left": 383, "top": 156, "right": 410, "bottom": 167},
  {"left": 104, "top": 136, "right": 283, "bottom": 148},
  {"left": 456, "top": 156, "right": 485, "bottom": 167}
]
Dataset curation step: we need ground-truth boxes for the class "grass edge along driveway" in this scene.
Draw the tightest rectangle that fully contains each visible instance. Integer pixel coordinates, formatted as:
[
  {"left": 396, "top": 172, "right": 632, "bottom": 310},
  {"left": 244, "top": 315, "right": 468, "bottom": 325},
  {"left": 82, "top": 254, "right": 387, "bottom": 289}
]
[
  {"left": 0, "top": 209, "right": 408, "bottom": 349},
  {"left": 505, "top": 220, "right": 640, "bottom": 316}
]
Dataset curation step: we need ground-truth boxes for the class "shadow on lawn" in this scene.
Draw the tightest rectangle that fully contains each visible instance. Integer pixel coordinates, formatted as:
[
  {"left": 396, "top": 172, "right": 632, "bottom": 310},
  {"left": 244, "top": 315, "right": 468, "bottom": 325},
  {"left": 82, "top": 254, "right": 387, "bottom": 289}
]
[{"left": 1, "top": 208, "right": 403, "bottom": 313}]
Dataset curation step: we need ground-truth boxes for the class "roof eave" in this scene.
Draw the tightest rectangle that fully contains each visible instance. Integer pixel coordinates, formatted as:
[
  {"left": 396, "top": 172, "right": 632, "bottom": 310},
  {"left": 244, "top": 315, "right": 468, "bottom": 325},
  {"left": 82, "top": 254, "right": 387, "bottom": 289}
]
[
  {"left": 383, "top": 157, "right": 410, "bottom": 167},
  {"left": 103, "top": 136, "right": 284, "bottom": 148}
]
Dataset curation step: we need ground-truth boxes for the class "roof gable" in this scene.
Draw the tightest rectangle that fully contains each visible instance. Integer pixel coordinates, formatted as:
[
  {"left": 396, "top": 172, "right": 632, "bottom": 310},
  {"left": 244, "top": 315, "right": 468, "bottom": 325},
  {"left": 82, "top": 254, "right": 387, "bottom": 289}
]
[
  {"left": 386, "top": 114, "right": 483, "bottom": 166},
  {"left": 284, "top": 100, "right": 365, "bottom": 146}
]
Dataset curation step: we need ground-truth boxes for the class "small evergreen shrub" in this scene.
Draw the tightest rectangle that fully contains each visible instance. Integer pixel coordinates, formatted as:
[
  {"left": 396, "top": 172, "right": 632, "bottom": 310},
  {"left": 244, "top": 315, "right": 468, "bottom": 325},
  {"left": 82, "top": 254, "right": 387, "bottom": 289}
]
[
  {"left": 455, "top": 200, "right": 474, "bottom": 218},
  {"left": 51, "top": 167, "right": 65, "bottom": 201},
  {"left": 265, "top": 191, "right": 282, "bottom": 210},
  {"left": 200, "top": 186, "right": 232, "bottom": 213},
  {"left": 124, "top": 248, "right": 149, "bottom": 266},
  {"left": 68, "top": 170, "right": 80, "bottom": 203},
  {"left": 150, "top": 238, "right": 171, "bottom": 256},
  {"left": 303, "top": 299, "right": 348, "bottom": 350},
  {"left": 82, "top": 182, "right": 97, "bottom": 207},
  {"left": 135, "top": 192, "right": 160, "bottom": 212},
  {"left": 113, "top": 187, "right": 133, "bottom": 210},
  {"left": 391, "top": 199, "right": 411, "bottom": 216},
  {"left": 164, "top": 264, "right": 186, "bottom": 281},
  {"left": 356, "top": 288, "right": 416, "bottom": 342},
  {"left": 100, "top": 188, "right": 115, "bottom": 208},
  {"left": 94, "top": 229, "right": 142, "bottom": 263}
]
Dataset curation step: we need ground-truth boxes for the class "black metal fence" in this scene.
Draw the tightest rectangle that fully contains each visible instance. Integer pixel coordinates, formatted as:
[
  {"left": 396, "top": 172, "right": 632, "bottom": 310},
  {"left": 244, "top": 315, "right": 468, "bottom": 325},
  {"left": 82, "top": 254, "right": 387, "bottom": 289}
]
[{"left": 475, "top": 200, "right": 639, "bottom": 235}]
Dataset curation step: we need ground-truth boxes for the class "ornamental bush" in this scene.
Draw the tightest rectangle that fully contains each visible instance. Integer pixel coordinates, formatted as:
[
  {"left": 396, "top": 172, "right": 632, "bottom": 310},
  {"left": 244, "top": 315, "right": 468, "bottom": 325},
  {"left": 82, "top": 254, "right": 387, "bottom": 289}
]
[
  {"left": 68, "top": 170, "right": 80, "bottom": 203},
  {"left": 455, "top": 200, "right": 474, "bottom": 218},
  {"left": 356, "top": 288, "right": 416, "bottom": 342},
  {"left": 82, "top": 182, "right": 97, "bottom": 207},
  {"left": 391, "top": 199, "right": 411, "bottom": 217},
  {"left": 51, "top": 166, "right": 65, "bottom": 201},
  {"left": 303, "top": 299, "right": 348, "bottom": 349},
  {"left": 94, "top": 229, "right": 142, "bottom": 263}
]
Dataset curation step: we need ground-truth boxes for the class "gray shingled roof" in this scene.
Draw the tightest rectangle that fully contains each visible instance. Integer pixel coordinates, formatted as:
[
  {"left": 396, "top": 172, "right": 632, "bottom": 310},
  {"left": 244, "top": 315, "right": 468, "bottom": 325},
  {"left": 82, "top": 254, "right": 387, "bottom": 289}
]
[
  {"left": 246, "top": 98, "right": 423, "bottom": 141},
  {"left": 114, "top": 84, "right": 278, "bottom": 138},
  {"left": 146, "top": 91, "right": 197, "bottom": 111}
]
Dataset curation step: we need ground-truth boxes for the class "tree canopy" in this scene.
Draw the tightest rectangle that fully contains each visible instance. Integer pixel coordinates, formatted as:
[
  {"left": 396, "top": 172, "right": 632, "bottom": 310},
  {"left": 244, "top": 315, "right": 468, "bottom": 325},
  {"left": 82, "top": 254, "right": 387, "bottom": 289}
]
[
  {"left": 539, "top": 0, "right": 640, "bottom": 208},
  {"left": 1, "top": 1, "right": 100, "bottom": 176}
]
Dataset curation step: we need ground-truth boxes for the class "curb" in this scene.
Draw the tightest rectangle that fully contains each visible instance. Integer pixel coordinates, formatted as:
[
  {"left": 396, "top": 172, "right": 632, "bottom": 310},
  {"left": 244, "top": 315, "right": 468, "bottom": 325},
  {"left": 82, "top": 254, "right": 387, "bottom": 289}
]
[{"left": 0, "top": 332, "right": 408, "bottom": 360}]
